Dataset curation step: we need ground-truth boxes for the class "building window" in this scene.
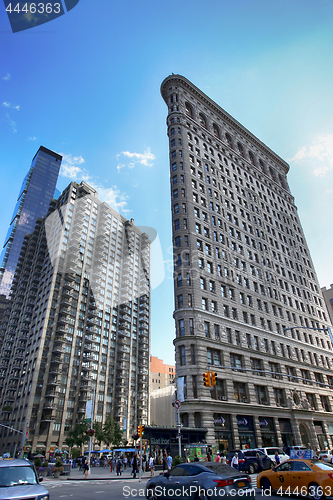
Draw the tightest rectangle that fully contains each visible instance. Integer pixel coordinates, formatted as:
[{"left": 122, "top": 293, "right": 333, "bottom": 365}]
[
  {"left": 230, "top": 353, "right": 243, "bottom": 371},
  {"left": 204, "top": 321, "right": 210, "bottom": 337},
  {"left": 214, "top": 324, "right": 219, "bottom": 339},
  {"left": 177, "top": 295, "right": 183, "bottom": 308},
  {"left": 192, "top": 375, "right": 198, "bottom": 398},
  {"left": 234, "top": 381, "right": 247, "bottom": 403},
  {"left": 189, "top": 318, "right": 194, "bottom": 335},
  {"left": 191, "top": 344, "right": 196, "bottom": 364},
  {"left": 274, "top": 388, "right": 286, "bottom": 407},
  {"left": 202, "top": 298, "right": 208, "bottom": 310},
  {"left": 179, "top": 345, "right": 186, "bottom": 366},
  {"left": 179, "top": 319, "right": 185, "bottom": 336},
  {"left": 255, "top": 385, "right": 268, "bottom": 405}
]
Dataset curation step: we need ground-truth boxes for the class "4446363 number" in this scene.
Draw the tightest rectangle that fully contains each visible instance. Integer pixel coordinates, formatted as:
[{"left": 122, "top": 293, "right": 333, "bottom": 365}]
[{"left": 6, "top": 3, "right": 61, "bottom": 14}]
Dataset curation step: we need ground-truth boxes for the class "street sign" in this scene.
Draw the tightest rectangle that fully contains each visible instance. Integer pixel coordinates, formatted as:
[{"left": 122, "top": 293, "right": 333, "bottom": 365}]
[{"left": 174, "top": 399, "right": 181, "bottom": 409}]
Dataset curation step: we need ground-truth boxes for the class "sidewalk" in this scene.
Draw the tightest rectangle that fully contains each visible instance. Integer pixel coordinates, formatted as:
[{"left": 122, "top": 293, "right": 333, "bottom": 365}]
[{"left": 43, "top": 465, "right": 153, "bottom": 481}]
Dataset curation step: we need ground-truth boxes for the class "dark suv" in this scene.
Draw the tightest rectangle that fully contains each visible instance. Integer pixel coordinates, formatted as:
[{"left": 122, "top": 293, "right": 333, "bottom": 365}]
[{"left": 227, "top": 449, "right": 273, "bottom": 474}]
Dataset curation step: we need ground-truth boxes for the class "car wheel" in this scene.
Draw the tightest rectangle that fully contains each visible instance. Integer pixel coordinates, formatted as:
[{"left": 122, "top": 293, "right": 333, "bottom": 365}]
[
  {"left": 146, "top": 486, "right": 158, "bottom": 500},
  {"left": 248, "top": 463, "right": 255, "bottom": 474},
  {"left": 260, "top": 477, "right": 272, "bottom": 492},
  {"left": 308, "top": 483, "right": 324, "bottom": 500}
]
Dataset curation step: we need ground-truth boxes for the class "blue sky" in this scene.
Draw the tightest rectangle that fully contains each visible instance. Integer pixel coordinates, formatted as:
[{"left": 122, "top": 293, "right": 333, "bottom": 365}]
[{"left": 1, "top": 0, "right": 333, "bottom": 365}]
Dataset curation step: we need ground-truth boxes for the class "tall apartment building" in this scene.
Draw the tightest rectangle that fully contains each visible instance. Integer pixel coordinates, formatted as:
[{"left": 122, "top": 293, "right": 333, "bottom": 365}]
[
  {"left": 0, "top": 181, "right": 150, "bottom": 455},
  {"left": 161, "top": 74, "right": 333, "bottom": 453},
  {"left": 150, "top": 355, "right": 175, "bottom": 391},
  {"left": 321, "top": 285, "right": 333, "bottom": 327},
  {"left": 0, "top": 146, "right": 62, "bottom": 297}
]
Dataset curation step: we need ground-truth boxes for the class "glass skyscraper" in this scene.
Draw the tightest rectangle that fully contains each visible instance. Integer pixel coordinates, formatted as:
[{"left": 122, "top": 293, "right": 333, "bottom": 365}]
[{"left": 0, "top": 146, "right": 62, "bottom": 297}]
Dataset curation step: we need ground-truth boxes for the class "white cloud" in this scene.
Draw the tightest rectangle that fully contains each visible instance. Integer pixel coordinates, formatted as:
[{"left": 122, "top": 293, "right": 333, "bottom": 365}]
[
  {"left": 117, "top": 147, "right": 155, "bottom": 170},
  {"left": 60, "top": 153, "right": 130, "bottom": 214},
  {"left": 29, "top": 136, "right": 37, "bottom": 141},
  {"left": 97, "top": 186, "right": 130, "bottom": 213},
  {"left": 2, "top": 73, "right": 11, "bottom": 81},
  {"left": 2, "top": 102, "right": 20, "bottom": 110},
  {"left": 59, "top": 153, "right": 89, "bottom": 181},
  {"left": 6, "top": 114, "right": 17, "bottom": 133},
  {"left": 288, "top": 134, "right": 333, "bottom": 177}
]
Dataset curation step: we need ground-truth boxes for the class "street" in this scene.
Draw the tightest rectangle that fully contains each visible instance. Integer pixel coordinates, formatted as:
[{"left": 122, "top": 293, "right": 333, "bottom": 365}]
[{"left": 44, "top": 474, "right": 309, "bottom": 500}]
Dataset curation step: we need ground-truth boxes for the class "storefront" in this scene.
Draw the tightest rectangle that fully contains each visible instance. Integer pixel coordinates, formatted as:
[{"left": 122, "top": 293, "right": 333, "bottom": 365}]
[
  {"left": 143, "top": 426, "right": 207, "bottom": 458},
  {"left": 279, "top": 418, "right": 295, "bottom": 448},
  {"left": 259, "top": 417, "right": 277, "bottom": 447},
  {"left": 213, "top": 414, "right": 233, "bottom": 453},
  {"left": 237, "top": 415, "right": 256, "bottom": 449}
]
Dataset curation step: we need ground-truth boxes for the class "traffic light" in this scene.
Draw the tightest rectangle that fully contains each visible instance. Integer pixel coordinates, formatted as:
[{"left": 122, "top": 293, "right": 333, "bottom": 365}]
[
  {"left": 138, "top": 424, "right": 145, "bottom": 437},
  {"left": 202, "top": 371, "right": 211, "bottom": 387},
  {"left": 211, "top": 372, "right": 217, "bottom": 387}
]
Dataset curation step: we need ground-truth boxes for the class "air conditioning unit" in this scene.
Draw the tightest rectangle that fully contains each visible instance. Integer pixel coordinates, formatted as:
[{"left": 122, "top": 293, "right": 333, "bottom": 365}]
[{"left": 219, "top": 396, "right": 227, "bottom": 401}]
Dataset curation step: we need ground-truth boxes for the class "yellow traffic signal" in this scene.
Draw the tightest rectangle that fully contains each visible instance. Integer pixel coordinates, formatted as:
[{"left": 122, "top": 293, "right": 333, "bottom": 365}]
[
  {"left": 137, "top": 424, "right": 145, "bottom": 437},
  {"left": 202, "top": 371, "right": 211, "bottom": 387},
  {"left": 211, "top": 372, "right": 217, "bottom": 387}
]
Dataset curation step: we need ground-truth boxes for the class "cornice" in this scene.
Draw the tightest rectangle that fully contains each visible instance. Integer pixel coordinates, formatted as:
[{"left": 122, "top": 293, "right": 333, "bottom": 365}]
[{"left": 161, "top": 74, "right": 290, "bottom": 175}]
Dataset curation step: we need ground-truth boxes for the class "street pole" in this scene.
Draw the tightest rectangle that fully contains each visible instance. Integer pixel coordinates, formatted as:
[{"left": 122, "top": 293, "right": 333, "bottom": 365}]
[
  {"left": 0, "top": 423, "right": 24, "bottom": 458},
  {"left": 177, "top": 408, "right": 181, "bottom": 457},
  {"left": 88, "top": 386, "right": 95, "bottom": 475},
  {"left": 139, "top": 436, "right": 142, "bottom": 482},
  {"left": 20, "top": 421, "right": 29, "bottom": 459}
]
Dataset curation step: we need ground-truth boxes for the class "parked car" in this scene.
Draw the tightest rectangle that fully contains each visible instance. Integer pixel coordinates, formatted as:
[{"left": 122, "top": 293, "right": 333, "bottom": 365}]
[
  {"left": 255, "top": 447, "right": 289, "bottom": 464},
  {"left": 0, "top": 458, "right": 49, "bottom": 500},
  {"left": 227, "top": 449, "right": 273, "bottom": 474},
  {"left": 146, "top": 462, "right": 253, "bottom": 499},
  {"left": 257, "top": 459, "right": 333, "bottom": 500},
  {"left": 318, "top": 450, "right": 333, "bottom": 462}
]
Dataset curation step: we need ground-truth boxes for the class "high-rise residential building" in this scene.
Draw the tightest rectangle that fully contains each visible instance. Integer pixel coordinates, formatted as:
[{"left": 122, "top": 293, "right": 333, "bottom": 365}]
[
  {"left": 150, "top": 355, "right": 175, "bottom": 392},
  {"left": 0, "top": 146, "right": 62, "bottom": 297},
  {"left": 321, "top": 285, "right": 333, "bottom": 327},
  {"left": 0, "top": 181, "right": 150, "bottom": 455},
  {"left": 161, "top": 74, "right": 333, "bottom": 452}
]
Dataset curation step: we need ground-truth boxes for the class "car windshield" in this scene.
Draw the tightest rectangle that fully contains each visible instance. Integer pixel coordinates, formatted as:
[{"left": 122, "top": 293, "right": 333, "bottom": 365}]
[
  {"left": 315, "top": 462, "right": 333, "bottom": 471},
  {"left": 0, "top": 465, "right": 37, "bottom": 487}
]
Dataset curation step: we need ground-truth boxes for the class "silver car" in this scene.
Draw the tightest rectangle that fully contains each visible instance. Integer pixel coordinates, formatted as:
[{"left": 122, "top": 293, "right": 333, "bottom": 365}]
[
  {"left": 146, "top": 462, "right": 254, "bottom": 499},
  {"left": 0, "top": 458, "right": 49, "bottom": 500}
]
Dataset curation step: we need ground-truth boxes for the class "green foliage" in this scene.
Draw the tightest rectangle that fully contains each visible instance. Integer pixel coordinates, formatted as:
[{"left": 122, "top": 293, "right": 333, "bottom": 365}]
[
  {"left": 71, "top": 448, "right": 81, "bottom": 459},
  {"left": 55, "top": 458, "right": 63, "bottom": 468},
  {"left": 172, "top": 455, "right": 183, "bottom": 467},
  {"left": 67, "top": 421, "right": 90, "bottom": 448},
  {"left": 103, "top": 414, "right": 123, "bottom": 448},
  {"left": 34, "top": 457, "right": 42, "bottom": 468},
  {"left": 41, "top": 460, "right": 49, "bottom": 467},
  {"left": 93, "top": 421, "right": 104, "bottom": 447}
]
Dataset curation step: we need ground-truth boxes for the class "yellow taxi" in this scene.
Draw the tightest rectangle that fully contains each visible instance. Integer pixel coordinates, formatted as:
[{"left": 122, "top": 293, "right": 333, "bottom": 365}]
[{"left": 257, "top": 459, "right": 333, "bottom": 500}]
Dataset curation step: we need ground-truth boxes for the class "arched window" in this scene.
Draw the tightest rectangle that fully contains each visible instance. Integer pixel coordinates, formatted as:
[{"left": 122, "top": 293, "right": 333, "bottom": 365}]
[
  {"left": 185, "top": 102, "right": 192, "bottom": 118},
  {"left": 199, "top": 113, "right": 206, "bottom": 128},
  {"left": 187, "top": 132, "right": 192, "bottom": 141},
  {"left": 269, "top": 166, "right": 277, "bottom": 182},
  {"left": 249, "top": 151, "right": 255, "bottom": 165},
  {"left": 213, "top": 124, "right": 220, "bottom": 138},
  {"left": 225, "top": 133, "right": 233, "bottom": 147},
  {"left": 237, "top": 142, "right": 244, "bottom": 156}
]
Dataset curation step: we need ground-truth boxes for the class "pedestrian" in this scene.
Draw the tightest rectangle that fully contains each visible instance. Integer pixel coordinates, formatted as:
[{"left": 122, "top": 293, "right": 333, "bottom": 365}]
[
  {"left": 256, "top": 453, "right": 263, "bottom": 473},
  {"left": 162, "top": 453, "right": 167, "bottom": 472},
  {"left": 123, "top": 456, "right": 127, "bottom": 470},
  {"left": 274, "top": 451, "right": 280, "bottom": 465},
  {"left": 215, "top": 453, "right": 220, "bottom": 463},
  {"left": 116, "top": 457, "right": 122, "bottom": 476},
  {"left": 194, "top": 454, "right": 199, "bottom": 462},
  {"left": 231, "top": 452, "right": 239, "bottom": 470},
  {"left": 84, "top": 459, "right": 89, "bottom": 479},
  {"left": 80, "top": 456, "right": 86, "bottom": 471},
  {"left": 207, "top": 452, "right": 212, "bottom": 462},
  {"left": 221, "top": 453, "right": 227, "bottom": 464},
  {"left": 167, "top": 452, "right": 172, "bottom": 471},
  {"left": 132, "top": 454, "right": 138, "bottom": 479},
  {"left": 149, "top": 455, "right": 154, "bottom": 476}
]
